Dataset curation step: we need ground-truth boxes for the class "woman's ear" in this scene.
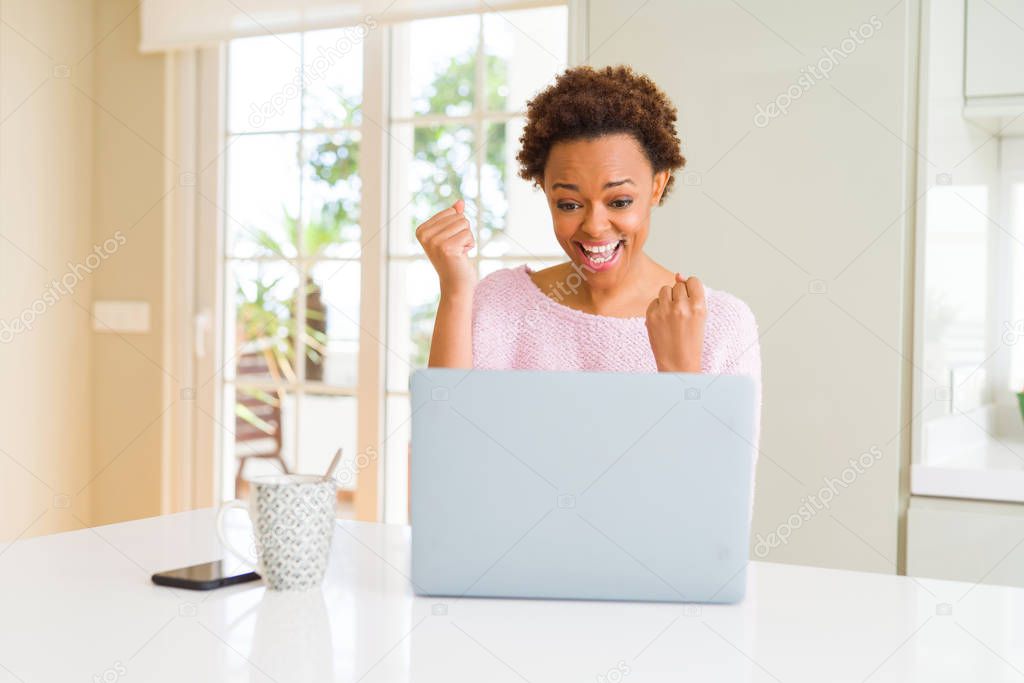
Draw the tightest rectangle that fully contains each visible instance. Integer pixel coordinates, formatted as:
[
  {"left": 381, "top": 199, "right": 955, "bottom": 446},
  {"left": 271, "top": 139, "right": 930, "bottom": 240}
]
[{"left": 652, "top": 170, "right": 670, "bottom": 204}]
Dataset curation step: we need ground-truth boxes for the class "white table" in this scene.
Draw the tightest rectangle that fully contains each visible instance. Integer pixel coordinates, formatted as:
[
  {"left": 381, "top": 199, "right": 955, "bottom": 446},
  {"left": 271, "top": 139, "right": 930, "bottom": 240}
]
[{"left": 2, "top": 509, "right": 1024, "bottom": 682}]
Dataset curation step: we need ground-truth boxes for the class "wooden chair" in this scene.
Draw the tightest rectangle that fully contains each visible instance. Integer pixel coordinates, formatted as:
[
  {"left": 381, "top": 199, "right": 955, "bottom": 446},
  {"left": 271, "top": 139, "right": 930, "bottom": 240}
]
[{"left": 234, "top": 351, "right": 289, "bottom": 497}]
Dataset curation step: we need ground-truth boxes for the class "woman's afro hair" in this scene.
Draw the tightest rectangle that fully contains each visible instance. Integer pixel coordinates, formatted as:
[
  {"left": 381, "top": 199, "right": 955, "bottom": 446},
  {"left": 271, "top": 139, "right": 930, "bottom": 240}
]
[{"left": 515, "top": 64, "right": 686, "bottom": 205}]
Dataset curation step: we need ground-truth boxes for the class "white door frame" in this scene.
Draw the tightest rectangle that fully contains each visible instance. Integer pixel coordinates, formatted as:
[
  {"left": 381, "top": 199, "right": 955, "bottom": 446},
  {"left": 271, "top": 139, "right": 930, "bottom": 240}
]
[
  {"left": 163, "top": 1, "right": 588, "bottom": 520},
  {"left": 162, "top": 44, "right": 225, "bottom": 514}
]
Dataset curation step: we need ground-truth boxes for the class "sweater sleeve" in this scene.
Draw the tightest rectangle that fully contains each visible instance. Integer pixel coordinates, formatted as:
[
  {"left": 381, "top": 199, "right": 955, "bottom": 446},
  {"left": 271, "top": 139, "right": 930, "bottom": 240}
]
[
  {"left": 471, "top": 268, "right": 516, "bottom": 369},
  {"left": 708, "top": 293, "right": 763, "bottom": 519},
  {"left": 726, "top": 299, "right": 762, "bottom": 456},
  {"left": 738, "top": 310, "right": 762, "bottom": 516}
]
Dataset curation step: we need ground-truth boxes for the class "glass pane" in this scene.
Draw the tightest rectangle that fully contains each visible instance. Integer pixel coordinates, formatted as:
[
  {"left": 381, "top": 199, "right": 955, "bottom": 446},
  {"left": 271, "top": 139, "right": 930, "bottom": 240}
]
[
  {"left": 479, "top": 118, "right": 562, "bottom": 257},
  {"left": 229, "top": 261, "right": 301, "bottom": 384},
  {"left": 302, "top": 133, "right": 361, "bottom": 259},
  {"left": 384, "top": 393, "right": 412, "bottom": 524},
  {"left": 228, "top": 34, "right": 301, "bottom": 133},
  {"left": 483, "top": 6, "right": 568, "bottom": 113},
  {"left": 307, "top": 262, "right": 360, "bottom": 387},
  {"left": 225, "top": 134, "right": 300, "bottom": 258},
  {"left": 921, "top": 184, "right": 991, "bottom": 417},
  {"left": 388, "top": 124, "right": 478, "bottom": 255},
  {"left": 922, "top": 185, "right": 990, "bottom": 412},
  {"left": 398, "top": 14, "right": 479, "bottom": 118},
  {"left": 1011, "top": 182, "right": 1024, "bottom": 392},
  {"left": 296, "top": 393, "right": 358, "bottom": 489},
  {"left": 224, "top": 384, "right": 296, "bottom": 499},
  {"left": 302, "top": 27, "right": 363, "bottom": 129},
  {"left": 386, "top": 259, "right": 439, "bottom": 393}
]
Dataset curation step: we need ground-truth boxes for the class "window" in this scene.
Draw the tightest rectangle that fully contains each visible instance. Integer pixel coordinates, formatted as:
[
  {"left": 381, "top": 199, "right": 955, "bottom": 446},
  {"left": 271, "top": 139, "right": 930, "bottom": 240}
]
[
  {"left": 1010, "top": 179, "right": 1024, "bottom": 392},
  {"left": 219, "top": 5, "right": 571, "bottom": 518},
  {"left": 384, "top": 6, "right": 569, "bottom": 523},
  {"left": 911, "top": 13, "right": 1024, "bottom": 501},
  {"left": 222, "top": 28, "right": 365, "bottom": 506},
  {"left": 921, "top": 185, "right": 991, "bottom": 412}
]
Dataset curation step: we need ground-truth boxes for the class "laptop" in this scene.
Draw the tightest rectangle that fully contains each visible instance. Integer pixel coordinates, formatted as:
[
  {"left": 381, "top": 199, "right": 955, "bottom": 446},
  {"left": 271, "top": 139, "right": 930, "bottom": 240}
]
[{"left": 409, "top": 368, "right": 758, "bottom": 603}]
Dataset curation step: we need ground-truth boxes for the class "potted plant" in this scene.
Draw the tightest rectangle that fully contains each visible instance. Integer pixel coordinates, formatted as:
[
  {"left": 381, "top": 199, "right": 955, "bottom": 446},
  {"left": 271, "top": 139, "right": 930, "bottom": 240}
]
[
  {"left": 236, "top": 273, "right": 297, "bottom": 383},
  {"left": 239, "top": 226, "right": 331, "bottom": 383}
]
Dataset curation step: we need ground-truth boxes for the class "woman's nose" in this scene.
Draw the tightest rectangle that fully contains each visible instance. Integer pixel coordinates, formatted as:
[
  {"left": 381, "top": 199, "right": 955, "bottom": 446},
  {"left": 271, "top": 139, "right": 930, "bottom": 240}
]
[{"left": 580, "top": 204, "right": 609, "bottom": 236}]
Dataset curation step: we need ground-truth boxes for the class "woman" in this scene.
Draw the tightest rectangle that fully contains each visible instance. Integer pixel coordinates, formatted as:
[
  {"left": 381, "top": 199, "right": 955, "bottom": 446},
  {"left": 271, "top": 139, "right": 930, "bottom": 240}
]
[
  {"left": 416, "top": 64, "right": 762, "bottom": 513},
  {"left": 416, "top": 64, "right": 761, "bottom": 393}
]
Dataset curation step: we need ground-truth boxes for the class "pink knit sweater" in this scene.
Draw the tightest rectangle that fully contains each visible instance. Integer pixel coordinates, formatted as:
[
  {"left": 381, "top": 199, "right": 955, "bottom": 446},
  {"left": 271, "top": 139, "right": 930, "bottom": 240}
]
[{"left": 471, "top": 264, "right": 763, "bottom": 469}]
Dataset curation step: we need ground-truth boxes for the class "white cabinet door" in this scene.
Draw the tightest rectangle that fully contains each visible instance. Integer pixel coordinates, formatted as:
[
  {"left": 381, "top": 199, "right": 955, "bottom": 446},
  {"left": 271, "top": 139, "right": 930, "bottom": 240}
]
[
  {"left": 965, "top": 0, "right": 1024, "bottom": 99},
  {"left": 907, "top": 495, "right": 1024, "bottom": 588}
]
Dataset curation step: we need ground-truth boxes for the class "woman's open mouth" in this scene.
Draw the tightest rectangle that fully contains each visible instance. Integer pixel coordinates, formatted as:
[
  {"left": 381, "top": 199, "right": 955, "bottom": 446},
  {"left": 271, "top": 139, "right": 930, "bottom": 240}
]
[{"left": 574, "top": 239, "right": 624, "bottom": 271}]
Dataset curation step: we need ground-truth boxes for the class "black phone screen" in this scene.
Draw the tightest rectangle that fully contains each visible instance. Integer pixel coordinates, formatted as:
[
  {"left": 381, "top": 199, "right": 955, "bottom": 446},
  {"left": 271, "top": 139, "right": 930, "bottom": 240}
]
[{"left": 152, "top": 560, "right": 260, "bottom": 591}]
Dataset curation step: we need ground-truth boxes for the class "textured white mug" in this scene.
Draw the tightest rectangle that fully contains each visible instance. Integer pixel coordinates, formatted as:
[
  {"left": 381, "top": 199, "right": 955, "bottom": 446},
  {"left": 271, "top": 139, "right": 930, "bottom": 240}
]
[{"left": 216, "top": 474, "right": 337, "bottom": 591}]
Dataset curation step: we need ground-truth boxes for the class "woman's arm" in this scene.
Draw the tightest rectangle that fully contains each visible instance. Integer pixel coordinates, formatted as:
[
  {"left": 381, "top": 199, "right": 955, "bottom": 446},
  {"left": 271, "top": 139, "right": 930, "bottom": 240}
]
[
  {"left": 416, "top": 198, "right": 477, "bottom": 368},
  {"left": 428, "top": 291, "right": 474, "bottom": 368}
]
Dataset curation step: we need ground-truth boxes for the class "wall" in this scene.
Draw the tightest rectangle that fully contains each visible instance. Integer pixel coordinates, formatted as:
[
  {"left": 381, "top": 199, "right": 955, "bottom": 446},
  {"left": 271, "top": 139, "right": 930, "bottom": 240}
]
[
  {"left": 587, "top": 0, "right": 917, "bottom": 572},
  {"left": 0, "top": 0, "right": 169, "bottom": 541},
  {"left": 88, "top": 0, "right": 168, "bottom": 526},
  {"left": 0, "top": 1, "right": 932, "bottom": 563},
  {"left": 0, "top": 0, "right": 96, "bottom": 539}
]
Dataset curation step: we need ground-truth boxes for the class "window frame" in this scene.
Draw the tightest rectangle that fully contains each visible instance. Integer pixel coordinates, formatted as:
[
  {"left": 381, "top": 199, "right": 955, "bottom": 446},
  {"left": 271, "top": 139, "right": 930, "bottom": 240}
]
[
  {"left": 185, "top": 1, "right": 586, "bottom": 521},
  {"left": 382, "top": 6, "right": 580, "bottom": 522}
]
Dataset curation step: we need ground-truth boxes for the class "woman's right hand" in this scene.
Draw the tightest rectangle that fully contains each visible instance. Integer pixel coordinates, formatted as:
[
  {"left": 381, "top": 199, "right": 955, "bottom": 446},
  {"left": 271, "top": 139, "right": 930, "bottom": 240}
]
[{"left": 415, "top": 198, "right": 477, "bottom": 296}]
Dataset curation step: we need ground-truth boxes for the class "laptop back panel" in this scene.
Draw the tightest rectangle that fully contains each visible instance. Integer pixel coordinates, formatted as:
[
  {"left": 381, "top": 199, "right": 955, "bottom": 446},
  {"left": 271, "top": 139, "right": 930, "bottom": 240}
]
[{"left": 410, "top": 368, "right": 756, "bottom": 603}]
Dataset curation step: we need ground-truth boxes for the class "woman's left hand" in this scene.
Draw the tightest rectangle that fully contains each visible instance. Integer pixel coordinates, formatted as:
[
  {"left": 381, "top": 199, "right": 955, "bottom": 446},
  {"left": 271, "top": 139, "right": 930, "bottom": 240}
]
[{"left": 645, "top": 273, "right": 706, "bottom": 373}]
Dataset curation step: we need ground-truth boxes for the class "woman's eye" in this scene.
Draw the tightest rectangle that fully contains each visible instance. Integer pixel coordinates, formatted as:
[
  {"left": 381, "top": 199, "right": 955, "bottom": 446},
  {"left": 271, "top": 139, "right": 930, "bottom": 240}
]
[{"left": 557, "top": 198, "right": 631, "bottom": 211}]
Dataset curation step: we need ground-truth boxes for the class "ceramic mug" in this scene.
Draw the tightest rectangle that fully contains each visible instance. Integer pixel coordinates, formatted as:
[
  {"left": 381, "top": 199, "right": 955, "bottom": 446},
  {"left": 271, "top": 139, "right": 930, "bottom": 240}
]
[{"left": 216, "top": 474, "right": 337, "bottom": 591}]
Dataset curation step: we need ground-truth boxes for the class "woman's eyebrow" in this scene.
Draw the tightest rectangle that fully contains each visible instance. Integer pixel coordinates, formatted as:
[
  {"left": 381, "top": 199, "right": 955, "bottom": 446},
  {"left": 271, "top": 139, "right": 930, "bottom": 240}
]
[{"left": 551, "top": 178, "right": 635, "bottom": 191}]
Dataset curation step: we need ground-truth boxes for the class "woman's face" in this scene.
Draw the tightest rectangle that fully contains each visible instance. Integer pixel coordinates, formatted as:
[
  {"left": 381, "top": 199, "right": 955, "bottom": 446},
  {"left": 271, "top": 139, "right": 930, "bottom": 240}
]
[{"left": 543, "top": 132, "right": 669, "bottom": 280}]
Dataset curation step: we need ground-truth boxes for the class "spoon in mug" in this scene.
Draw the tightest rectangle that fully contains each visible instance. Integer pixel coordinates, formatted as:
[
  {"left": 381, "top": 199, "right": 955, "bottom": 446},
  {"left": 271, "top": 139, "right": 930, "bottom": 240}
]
[{"left": 322, "top": 448, "right": 343, "bottom": 484}]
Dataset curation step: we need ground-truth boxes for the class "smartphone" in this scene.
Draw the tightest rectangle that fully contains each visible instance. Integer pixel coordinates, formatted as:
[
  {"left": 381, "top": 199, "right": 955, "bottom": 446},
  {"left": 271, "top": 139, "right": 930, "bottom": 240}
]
[{"left": 151, "top": 560, "right": 260, "bottom": 591}]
